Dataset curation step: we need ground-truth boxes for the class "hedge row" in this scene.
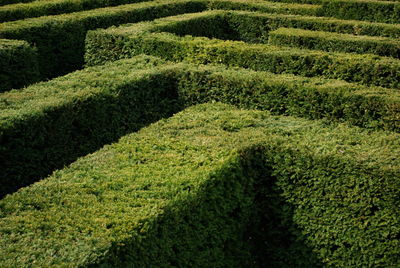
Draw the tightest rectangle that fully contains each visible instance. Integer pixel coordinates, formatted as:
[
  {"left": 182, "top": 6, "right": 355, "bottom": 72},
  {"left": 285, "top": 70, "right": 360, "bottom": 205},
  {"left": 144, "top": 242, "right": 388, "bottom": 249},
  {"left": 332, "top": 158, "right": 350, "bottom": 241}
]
[
  {"left": 318, "top": 0, "right": 400, "bottom": 24},
  {"left": 0, "top": 55, "right": 178, "bottom": 198},
  {"left": 207, "top": 0, "right": 321, "bottom": 16},
  {"left": 268, "top": 0, "right": 323, "bottom": 4},
  {"left": 85, "top": 12, "right": 400, "bottom": 89},
  {"left": 1, "top": 103, "right": 399, "bottom": 267},
  {"left": 0, "top": 0, "right": 35, "bottom": 6},
  {"left": 0, "top": 0, "right": 207, "bottom": 80},
  {"left": 0, "top": 0, "right": 151, "bottom": 22},
  {"left": 3, "top": 55, "right": 400, "bottom": 197},
  {"left": 0, "top": 38, "right": 39, "bottom": 92},
  {"left": 269, "top": 27, "right": 400, "bottom": 58}
]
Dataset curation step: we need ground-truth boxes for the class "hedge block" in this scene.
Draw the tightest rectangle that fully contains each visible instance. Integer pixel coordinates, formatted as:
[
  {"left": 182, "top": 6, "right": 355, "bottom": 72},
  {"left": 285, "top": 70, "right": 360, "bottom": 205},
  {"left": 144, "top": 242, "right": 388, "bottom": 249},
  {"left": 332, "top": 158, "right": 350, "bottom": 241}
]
[
  {"left": 207, "top": 0, "right": 321, "bottom": 16},
  {"left": 269, "top": 27, "right": 400, "bottom": 58},
  {"left": 0, "top": 0, "right": 152, "bottom": 22},
  {"left": 0, "top": 38, "right": 39, "bottom": 92},
  {"left": 319, "top": 0, "right": 400, "bottom": 24}
]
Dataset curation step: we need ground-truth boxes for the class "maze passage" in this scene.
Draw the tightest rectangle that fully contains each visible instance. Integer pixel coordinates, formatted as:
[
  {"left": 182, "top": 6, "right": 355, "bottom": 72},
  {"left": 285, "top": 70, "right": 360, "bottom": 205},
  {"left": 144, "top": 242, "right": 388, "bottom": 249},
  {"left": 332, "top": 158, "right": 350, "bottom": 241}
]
[{"left": 1, "top": 0, "right": 399, "bottom": 267}]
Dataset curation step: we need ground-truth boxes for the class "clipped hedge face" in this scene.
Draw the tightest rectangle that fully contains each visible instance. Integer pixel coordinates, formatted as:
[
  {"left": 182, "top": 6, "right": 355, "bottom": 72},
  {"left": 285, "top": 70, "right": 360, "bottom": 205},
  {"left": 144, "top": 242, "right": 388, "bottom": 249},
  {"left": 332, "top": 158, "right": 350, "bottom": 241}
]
[
  {"left": 0, "top": 38, "right": 39, "bottom": 91},
  {"left": 319, "top": 0, "right": 400, "bottom": 24},
  {"left": 269, "top": 27, "right": 400, "bottom": 59}
]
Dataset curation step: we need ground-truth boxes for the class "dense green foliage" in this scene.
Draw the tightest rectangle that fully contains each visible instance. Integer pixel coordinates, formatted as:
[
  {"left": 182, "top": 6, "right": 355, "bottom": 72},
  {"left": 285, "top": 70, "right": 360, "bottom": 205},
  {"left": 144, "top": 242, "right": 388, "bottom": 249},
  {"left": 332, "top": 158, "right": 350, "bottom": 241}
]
[
  {"left": 0, "top": 38, "right": 39, "bottom": 92},
  {"left": 0, "top": 0, "right": 207, "bottom": 80},
  {"left": 85, "top": 11, "right": 400, "bottom": 89},
  {"left": 207, "top": 0, "right": 320, "bottom": 16},
  {"left": 0, "top": 55, "right": 178, "bottom": 198},
  {"left": 319, "top": 0, "right": 400, "bottom": 23},
  {"left": 1, "top": 103, "right": 399, "bottom": 267},
  {"left": 0, "top": 0, "right": 35, "bottom": 6},
  {"left": 269, "top": 27, "right": 400, "bottom": 58},
  {"left": 1, "top": 0, "right": 400, "bottom": 267},
  {"left": 0, "top": 0, "right": 151, "bottom": 22},
  {"left": 3, "top": 55, "right": 399, "bottom": 198}
]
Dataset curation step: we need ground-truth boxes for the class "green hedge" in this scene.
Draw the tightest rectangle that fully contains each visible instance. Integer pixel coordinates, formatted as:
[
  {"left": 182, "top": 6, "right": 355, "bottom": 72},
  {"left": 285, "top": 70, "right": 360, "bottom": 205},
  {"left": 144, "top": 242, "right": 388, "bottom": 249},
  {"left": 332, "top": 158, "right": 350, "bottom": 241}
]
[
  {"left": 0, "top": 0, "right": 151, "bottom": 22},
  {"left": 0, "top": 55, "right": 180, "bottom": 198},
  {"left": 268, "top": 0, "right": 323, "bottom": 4},
  {"left": 207, "top": 0, "right": 321, "bottom": 16},
  {"left": 0, "top": 38, "right": 39, "bottom": 92},
  {"left": 0, "top": 0, "right": 207, "bottom": 80},
  {"left": 85, "top": 12, "right": 400, "bottom": 89},
  {"left": 3, "top": 55, "right": 400, "bottom": 197},
  {"left": 269, "top": 27, "right": 400, "bottom": 58},
  {"left": 1, "top": 103, "right": 399, "bottom": 267},
  {"left": 0, "top": 0, "right": 35, "bottom": 6},
  {"left": 319, "top": 0, "right": 400, "bottom": 24}
]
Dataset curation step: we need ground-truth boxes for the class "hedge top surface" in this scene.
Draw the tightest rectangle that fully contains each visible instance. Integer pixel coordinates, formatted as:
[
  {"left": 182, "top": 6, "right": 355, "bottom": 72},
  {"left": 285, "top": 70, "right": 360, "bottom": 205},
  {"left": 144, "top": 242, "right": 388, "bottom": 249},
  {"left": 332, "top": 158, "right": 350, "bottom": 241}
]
[
  {"left": 0, "top": 37, "right": 27, "bottom": 47},
  {"left": 207, "top": 0, "right": 321, "bottom": 15},
  {"left": 1, "top": 102, "right": 399, "bottom": 266}
]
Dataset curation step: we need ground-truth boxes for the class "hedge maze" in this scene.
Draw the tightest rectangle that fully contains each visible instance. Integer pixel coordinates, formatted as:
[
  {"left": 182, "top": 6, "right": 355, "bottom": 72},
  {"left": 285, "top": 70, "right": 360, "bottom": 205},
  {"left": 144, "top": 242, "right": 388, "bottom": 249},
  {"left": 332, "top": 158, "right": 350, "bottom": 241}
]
[{"left": 0, "top": 0, "right": 399, "bottom": 267}]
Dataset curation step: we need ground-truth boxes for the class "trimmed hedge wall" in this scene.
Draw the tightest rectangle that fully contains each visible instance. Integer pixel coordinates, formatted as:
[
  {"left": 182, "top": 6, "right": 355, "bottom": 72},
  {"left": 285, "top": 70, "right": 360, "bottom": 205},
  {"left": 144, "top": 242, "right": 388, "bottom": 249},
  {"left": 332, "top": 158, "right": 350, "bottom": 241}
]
[
  {"left": 0, "top": 103, "right": 399, "bottom": 267},
  {"left": 207, "top": 0, "right": 321, "bottom": 16},
  {"left": 0, "top": 0, "right": 151, "bottom": 22},
  {"left": 269, "top": 27, "right": 400, "bottom": 58},
  {"left": 268, "top": 0, "right": 323, "bottom": 4},
  {"left": 85, "top": 12, "right": 400, "bottom": 89},
  {"left": 0, "top": 55, "right": 179, "bottom": 198},
  {"left": 0, "top": 0, "right": 207, "bottom": 80},
  {"left": 0, "top": 38, "right": 39, "bottom": 92},
  {"left": 319, "top": 0, "right": 400, "bottom": 24},
  {"left": 0, "top": 0, "right": 35, "bottom": 6},
  {"left": 3, "top": 55, "right": 400, "bottom": 197}
]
